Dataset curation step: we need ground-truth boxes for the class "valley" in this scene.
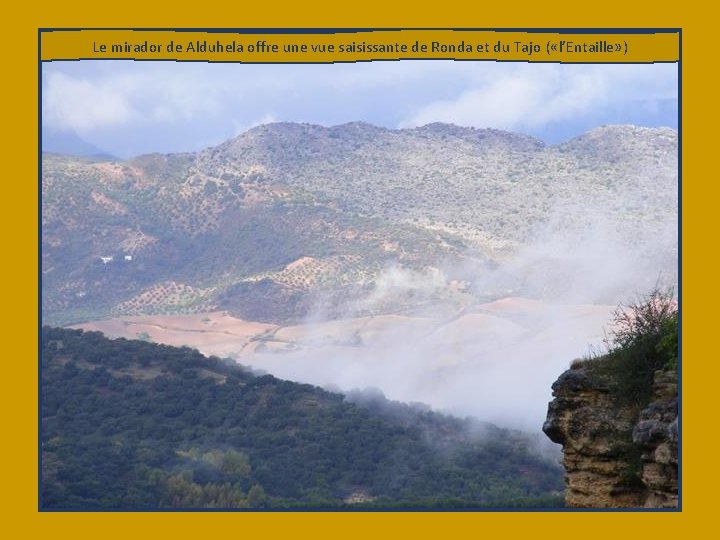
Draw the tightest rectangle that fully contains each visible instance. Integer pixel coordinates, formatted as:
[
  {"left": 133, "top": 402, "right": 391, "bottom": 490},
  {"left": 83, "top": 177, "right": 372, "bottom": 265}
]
[{"left": 45, "top": 120, "right": 678, "bottom": 431}]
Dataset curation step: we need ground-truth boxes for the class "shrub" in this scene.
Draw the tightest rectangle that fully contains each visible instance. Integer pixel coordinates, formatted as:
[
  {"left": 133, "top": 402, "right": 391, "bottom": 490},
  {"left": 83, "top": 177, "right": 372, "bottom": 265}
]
[
  {"left": 587, "top": 286, "right": 678, "bottom": 408},
  {"left": 657, "top": 311, "right": 679, "bottom": 370},
  {"left": 604, "top": 286, "right": 678, "bottom": 354}
]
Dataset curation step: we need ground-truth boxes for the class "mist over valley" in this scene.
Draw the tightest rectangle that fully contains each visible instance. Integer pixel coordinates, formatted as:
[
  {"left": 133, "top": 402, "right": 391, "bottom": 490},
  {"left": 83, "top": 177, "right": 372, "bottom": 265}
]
[{"left": 44, "top": 121, "right": 678, "bottom": 431}]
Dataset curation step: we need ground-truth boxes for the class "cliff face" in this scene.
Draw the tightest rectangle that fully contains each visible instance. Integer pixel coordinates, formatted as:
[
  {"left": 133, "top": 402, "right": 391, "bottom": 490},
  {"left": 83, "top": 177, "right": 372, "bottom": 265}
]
[
  {"left": 543, "top": 363, "right": 678, "bottom": 508},
  {"left": 632, "top": 370, "right": 679, "bottom": 508}
]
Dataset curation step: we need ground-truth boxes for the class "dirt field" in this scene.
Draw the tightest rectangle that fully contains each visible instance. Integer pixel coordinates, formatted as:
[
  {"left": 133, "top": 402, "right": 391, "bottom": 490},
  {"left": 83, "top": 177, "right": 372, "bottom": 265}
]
[{"left": 72, "top": 311, "right": 277, "bottom": 359}]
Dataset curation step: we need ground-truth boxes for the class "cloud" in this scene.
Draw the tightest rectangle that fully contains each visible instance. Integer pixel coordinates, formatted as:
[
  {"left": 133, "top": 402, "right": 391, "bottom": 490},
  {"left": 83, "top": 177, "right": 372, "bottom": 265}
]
[
  {"left": 43, "top": 72, "right": 136, "bottom": 132},
  {"left": 41, "top": 61, "right": 678, "bottom": 156},
  {"left": 399, "top": 64, "right": 677, "bottom": 132},
  {"left": 43, "top": 65, "right": 224, "bottom": 134}
]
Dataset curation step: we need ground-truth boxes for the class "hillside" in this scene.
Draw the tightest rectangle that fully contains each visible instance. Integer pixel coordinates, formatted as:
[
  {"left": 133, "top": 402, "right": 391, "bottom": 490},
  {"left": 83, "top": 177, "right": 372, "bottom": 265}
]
[
  {"left": 41, "top": 122, "right": 677, "bottom": 326},
  {"left": 41, "top": 327, "right": 563, "bottom": 509}
]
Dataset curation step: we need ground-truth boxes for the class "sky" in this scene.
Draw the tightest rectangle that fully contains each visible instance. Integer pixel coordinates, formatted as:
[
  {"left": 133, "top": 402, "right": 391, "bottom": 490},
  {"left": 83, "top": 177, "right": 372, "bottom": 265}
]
[{"left": 41, "top": 60, "right": 678, "bottom": 158}]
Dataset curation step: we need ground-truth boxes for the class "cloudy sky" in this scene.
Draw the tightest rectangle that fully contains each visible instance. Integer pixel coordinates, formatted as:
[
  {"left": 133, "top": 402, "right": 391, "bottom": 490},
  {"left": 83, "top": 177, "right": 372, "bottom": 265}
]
[{"left": 42, "top": 60, "right": 678, "bottom": 158}]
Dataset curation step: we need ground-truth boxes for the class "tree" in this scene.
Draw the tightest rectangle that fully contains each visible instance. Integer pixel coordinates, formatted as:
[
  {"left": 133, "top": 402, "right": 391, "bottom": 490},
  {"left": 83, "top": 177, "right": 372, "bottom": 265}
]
[{"left": 247, "top": 484, "right": 267, "bottom": 507}]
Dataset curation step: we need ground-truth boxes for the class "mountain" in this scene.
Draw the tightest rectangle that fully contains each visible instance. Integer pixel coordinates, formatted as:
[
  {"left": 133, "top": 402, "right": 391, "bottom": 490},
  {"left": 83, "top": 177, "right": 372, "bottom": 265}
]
[
  {"left": 41, "top": 326, "right": 563, "bottom": 509},
  {"left": 41, "top": 122, "right": 678, "bottom": 326},
  {"left": 42, "top": 127, "right": 116, "bottom": 159}
]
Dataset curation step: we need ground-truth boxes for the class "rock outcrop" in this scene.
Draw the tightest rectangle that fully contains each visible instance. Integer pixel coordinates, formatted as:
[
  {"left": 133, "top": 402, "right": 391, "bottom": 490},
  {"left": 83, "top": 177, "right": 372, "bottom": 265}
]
[
  {"left": 632, "top": 370, "right": 679, "bottom": 508},
  {"left": 543, "top": 362, "right": 678, "bottom": 508}
]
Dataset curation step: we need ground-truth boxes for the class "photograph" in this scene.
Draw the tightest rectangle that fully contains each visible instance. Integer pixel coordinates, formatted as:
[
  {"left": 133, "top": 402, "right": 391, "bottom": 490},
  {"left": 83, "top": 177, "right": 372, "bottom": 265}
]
[{"left": 40, "top": 50, "right": 679, "bottom": 510}]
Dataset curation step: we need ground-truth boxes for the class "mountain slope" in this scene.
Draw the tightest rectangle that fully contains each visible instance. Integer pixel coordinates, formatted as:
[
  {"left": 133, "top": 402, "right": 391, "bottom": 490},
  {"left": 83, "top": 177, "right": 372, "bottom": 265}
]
[
  {"left": 41, "top": 122, "right": 677, "bottom": 325},
  {"left": 42, "top": 327, "right": 563, "bottom": 509}
]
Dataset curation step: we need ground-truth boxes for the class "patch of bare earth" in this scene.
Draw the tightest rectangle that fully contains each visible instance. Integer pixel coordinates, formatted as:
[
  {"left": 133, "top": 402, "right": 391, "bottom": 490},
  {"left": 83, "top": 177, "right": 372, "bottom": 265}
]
[{"left": 73, "top": 311, "right": 277, "bottom": 358}]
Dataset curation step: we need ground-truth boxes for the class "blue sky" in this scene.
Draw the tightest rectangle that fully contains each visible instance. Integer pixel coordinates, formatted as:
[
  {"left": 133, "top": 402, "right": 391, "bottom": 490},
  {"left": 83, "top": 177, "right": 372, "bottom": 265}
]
[{"left": 42, "top": 60, "right": 678, "bottom": 158}]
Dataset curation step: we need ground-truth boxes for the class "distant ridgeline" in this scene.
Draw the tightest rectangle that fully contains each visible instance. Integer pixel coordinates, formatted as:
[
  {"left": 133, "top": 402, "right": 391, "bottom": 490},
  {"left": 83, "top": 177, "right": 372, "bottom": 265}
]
[{"left": 41, "top": 327, "right": 563, "bottom": 509}]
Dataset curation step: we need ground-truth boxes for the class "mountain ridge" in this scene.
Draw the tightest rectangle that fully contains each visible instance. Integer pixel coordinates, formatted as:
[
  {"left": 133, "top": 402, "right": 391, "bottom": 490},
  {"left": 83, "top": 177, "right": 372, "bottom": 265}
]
[
  {"left": 41, "top": 122, "right": 678, "bottom": 163},
  {"left": 42, "top": 121, "right": 678, "bottom": 326}
]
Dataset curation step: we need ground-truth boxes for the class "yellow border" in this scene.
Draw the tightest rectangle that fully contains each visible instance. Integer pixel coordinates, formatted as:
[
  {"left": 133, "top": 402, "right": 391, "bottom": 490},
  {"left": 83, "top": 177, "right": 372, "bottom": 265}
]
[{"left": 7, "top": 1, "right": 711, "bottom": 538}]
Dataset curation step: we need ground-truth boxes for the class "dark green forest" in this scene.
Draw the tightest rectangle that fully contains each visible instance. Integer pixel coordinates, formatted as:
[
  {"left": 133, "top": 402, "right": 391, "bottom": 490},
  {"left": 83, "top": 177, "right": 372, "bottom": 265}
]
[{"left": 41, "top": 327, "right": 563, "bottom": 509}]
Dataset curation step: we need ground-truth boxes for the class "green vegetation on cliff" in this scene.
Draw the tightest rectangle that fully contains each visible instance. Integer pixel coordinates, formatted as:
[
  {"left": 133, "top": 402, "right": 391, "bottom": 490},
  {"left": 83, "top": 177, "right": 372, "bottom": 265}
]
[{"left": 584, "top": 287, "right": 679, "bottom": 408}]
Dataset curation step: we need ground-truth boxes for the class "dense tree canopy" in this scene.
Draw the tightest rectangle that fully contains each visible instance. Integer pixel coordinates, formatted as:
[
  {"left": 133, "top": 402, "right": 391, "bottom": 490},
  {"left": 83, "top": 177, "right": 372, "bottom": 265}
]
[{"left": 41, "top": 327, "right": 563, "bottom": 509}]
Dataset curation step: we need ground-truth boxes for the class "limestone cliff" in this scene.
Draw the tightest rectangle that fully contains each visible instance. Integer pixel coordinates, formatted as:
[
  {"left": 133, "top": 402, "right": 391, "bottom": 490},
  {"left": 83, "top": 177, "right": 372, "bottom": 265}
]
[{"left": 543, "top": 362, "right": 678, "bottom": 508}]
